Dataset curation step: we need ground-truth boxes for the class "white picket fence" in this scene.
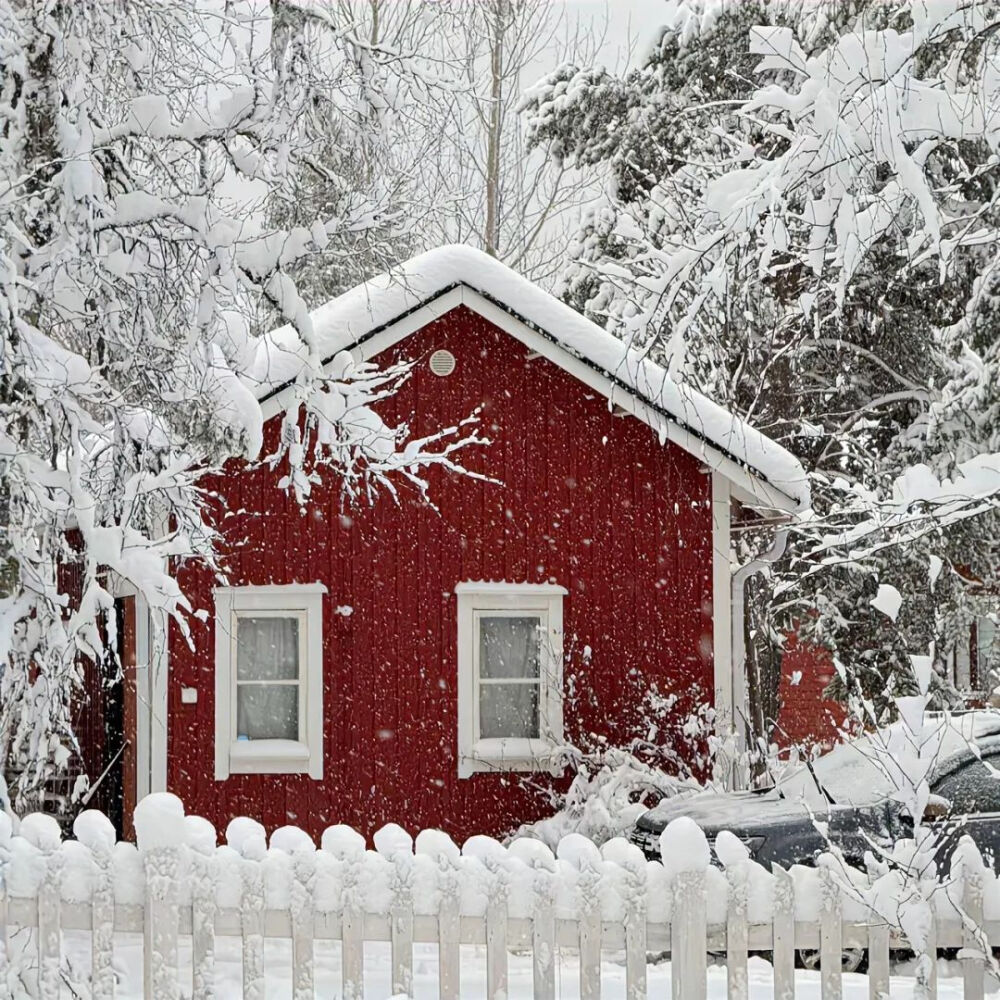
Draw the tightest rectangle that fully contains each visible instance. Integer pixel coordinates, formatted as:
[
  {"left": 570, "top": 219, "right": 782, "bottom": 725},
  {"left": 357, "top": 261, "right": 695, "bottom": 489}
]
[{"left": 0, "top": 793, "right": 997, "bottom": 999}]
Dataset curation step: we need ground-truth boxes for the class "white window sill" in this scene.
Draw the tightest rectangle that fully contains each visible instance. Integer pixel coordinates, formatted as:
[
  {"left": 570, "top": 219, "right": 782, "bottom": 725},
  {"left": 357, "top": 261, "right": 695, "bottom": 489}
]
[
  {"left": 228, "top": 739, "right": 313, "bottom": 775},
  {"left": 459, "top": 738, "right": 564, "bottom": 778}
]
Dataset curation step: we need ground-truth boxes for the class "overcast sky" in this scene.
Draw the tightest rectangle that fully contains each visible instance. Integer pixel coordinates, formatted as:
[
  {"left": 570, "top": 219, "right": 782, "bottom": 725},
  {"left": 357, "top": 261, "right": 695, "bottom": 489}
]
[{"left": 551, "top": 0, "right": 663, "bottom": 76}]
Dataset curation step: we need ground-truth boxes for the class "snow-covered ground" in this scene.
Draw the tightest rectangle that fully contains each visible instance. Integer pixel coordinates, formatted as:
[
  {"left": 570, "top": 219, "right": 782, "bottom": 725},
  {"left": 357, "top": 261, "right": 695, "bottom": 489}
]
[{"left": 30, "top": 931, "right": 997, "bottom": 999}]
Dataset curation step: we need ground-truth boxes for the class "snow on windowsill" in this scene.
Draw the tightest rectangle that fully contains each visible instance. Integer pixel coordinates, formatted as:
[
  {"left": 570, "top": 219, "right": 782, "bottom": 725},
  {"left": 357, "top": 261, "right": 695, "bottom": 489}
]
[
  {"left": 228, "top": 739, "right": 312, "bottom": 775},
  {"left": 459, "top": 738, "right": 564, "bottom": 778}
]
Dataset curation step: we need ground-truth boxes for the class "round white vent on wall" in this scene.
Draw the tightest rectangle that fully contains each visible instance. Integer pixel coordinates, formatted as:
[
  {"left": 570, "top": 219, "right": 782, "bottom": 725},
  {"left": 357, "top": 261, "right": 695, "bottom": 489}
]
[{"left": 429, "top": 349, "right": 456, "bottom": 377}]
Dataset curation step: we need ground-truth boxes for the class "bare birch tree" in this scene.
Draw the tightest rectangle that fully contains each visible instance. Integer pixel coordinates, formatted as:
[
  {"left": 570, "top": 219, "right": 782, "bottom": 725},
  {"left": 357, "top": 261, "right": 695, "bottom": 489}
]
[
  {"left": 264, "top": 0, "right": 459, "bottom": 307},
  {"left": 427, "top": 0, "right": 606, "bottom": 285}
]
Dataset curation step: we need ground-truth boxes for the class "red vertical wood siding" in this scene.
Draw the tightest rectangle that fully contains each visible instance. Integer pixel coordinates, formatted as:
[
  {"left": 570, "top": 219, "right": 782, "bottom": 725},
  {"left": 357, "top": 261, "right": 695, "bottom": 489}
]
[
  {"left": 776, "top": 631, "right": 846, "bottom": 749},
  {"left": 168, "top": 306, "right": 714, "bottom": 843}
]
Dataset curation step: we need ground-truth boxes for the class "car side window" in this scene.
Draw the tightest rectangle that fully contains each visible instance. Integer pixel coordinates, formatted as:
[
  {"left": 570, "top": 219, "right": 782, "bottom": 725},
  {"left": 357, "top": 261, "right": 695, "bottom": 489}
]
[{"left": 934, "top": 754, "right": 1000, "bottom": 814}]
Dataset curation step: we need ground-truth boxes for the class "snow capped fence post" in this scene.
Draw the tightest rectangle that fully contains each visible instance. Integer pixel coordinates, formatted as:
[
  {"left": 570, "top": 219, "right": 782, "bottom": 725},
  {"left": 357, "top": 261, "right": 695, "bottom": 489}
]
[
  {"left": 227, "top": 817, "right": 268, "bottom": 1000},
  {"left": 322, "top": 826, "right": 365, "bottom": 1000},
  {"left": 74, "top": 811, "right": 117, "bottom": 1000},
  {"left": 187, "top": 817, "right": 219, "bottom": 1000},
  {"left": 560, "top": 835, "right": 602, "bottom": 1000},
  {"left": 957, "top": 837, "right": 987, "bottom": 1000},
  {"left": 375, "top": 825, "right": 415, "bottom": 998},
  {"left": 272, "top": 826, "right": 317, "bottom": 1000},
  {"left": 21, "top": 815, "right": 63, "bottom": 1000},
  {"left": 135, "top": 795, "right": 185, "bottom": 1000},
  {"left": 620, "top": 847, "right": 648, "bottom": 1000},
  {"left": 818, "top": 861, "right": 842, "bottom": 1000},
  {"left": 715, "top": 833, "right": 749, "bottom": 1000},
  {"left": 416, "top": 830, "right": 462, "bottom": 1000},
  {"left": 465, "top": 836, "right": 510, "bottom": 1000},
  {"left": 663, "top": 817, "right": 708, "bottom": 1000},
  {"left": 771, "top": 865, "right": 795, "bottom": 1000},
  {"left": 485, "top": 854, "right": 510, "bottom": 1000},
  {"left": 515, "top": 840, "right": 557, "bottom": 1000},
  {"left": 291, "top": 849, "right": 317, "bottom": 1000}
]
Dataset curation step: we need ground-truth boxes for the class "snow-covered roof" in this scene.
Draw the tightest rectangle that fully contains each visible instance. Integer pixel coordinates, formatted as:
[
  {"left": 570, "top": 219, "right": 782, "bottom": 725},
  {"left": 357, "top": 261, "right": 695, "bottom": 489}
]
[{"left": 252, "top": 245, "right": 810, "bottom": 514}]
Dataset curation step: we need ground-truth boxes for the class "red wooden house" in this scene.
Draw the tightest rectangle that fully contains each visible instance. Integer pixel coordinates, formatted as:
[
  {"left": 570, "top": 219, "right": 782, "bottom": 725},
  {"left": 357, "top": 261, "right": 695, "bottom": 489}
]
[{"left": 97, "top": 247, "right": 809, "bottom": 843}]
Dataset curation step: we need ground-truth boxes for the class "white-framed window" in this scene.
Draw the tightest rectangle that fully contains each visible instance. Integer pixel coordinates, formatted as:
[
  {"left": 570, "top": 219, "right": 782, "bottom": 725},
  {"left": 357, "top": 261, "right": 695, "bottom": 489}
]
[
  {"left": 456, "top": 582, "right": 566, "bottom": 778},
  {"left": 213, "top": 584, "right": 326, "bottom": 779}
]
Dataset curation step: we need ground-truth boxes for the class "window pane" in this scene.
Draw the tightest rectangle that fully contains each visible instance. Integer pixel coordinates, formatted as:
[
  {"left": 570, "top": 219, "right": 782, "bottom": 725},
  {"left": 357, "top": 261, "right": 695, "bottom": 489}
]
[
  {"left": 236, "top": 684, "right": 299, "bottom": 741},
  {"left": 479, "top": 616, "right": 541, "bottom": 679},
  {"left": 479, "top": 683, "right": 539, "bottom": 739},
  {"left": 979, "top": 616, "right": 998, "bottom": 677},
  {"left": 236, "top": 616, "right": 299, "bottom": 681}
]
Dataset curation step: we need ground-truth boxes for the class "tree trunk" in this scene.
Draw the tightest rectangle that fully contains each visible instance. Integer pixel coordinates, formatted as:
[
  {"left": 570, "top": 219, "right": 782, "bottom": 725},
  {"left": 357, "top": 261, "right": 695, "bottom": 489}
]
[
  {"left": 483, "top": 0, "right": 505, "bottom": 257},
  {"left": 745, "top": 574, "right": 781, "bottom": 778}
]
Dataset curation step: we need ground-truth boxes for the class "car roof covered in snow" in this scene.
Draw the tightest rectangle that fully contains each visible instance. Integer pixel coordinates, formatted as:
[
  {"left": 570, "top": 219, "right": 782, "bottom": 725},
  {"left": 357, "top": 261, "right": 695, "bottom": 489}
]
[{"left": 250, "top": 245, "right": 810, "bottom": 514}]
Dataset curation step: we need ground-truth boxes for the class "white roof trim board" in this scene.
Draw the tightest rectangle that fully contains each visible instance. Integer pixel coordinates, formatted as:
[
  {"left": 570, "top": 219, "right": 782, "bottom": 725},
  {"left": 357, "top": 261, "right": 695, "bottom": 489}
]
[{"left": 251, "top": 245, "right": 810, "bottom": 514}]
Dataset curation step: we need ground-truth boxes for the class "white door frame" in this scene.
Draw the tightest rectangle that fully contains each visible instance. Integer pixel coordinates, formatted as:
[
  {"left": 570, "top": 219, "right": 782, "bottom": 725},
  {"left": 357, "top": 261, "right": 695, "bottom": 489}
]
[
  {"left": 148, "top": 605, "right": 169, "bottom": 794},
  {"left": 711, "top": 471, "right": 734, "bottom": 738}
]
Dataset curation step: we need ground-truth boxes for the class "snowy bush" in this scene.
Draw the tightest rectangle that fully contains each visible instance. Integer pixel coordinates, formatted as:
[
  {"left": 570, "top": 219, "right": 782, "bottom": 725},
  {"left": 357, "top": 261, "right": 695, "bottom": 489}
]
[
  {"left": 515, "top": 689, "right": 714, "bottom": 847},
  {"left": 514, "top": 744, "right": 701, "bottom": 849}
]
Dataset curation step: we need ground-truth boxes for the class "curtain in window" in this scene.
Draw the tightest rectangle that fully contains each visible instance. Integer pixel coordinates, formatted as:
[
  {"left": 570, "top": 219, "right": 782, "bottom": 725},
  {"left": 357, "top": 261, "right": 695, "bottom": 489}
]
[
  {"left": 236, "top": 617, "right": 299, "bottom": 680},
  {"left": 235, "top": 616, "right": 299, "bottom": 740},
  {"left": 478, "top": 616, "right": 541, "bottom": 738}
]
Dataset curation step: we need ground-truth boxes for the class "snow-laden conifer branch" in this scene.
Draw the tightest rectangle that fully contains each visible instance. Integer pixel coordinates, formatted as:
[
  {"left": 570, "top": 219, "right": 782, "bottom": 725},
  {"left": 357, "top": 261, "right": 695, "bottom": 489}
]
[{"left": 523, "top": 0, "right": 1000, "bottom": 722}]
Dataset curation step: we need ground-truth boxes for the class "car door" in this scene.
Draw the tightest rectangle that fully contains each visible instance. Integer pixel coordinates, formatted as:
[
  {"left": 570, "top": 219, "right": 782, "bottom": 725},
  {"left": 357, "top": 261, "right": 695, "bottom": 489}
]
[{"left": 931, "top": 752, "right": 1000, "bottom": 871}]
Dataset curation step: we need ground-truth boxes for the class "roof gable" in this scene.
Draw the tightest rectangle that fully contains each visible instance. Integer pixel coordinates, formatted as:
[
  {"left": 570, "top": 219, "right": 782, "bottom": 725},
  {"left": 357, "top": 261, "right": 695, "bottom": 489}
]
[{"left": 251, "top": 246, "right": 810, "bottom": 514}]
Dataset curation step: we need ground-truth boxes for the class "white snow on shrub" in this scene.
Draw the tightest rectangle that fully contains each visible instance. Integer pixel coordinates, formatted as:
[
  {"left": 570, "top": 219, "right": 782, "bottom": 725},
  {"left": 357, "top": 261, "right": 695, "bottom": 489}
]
[{"left": 870, "top": 583, "right": 903, "bottom": 622}]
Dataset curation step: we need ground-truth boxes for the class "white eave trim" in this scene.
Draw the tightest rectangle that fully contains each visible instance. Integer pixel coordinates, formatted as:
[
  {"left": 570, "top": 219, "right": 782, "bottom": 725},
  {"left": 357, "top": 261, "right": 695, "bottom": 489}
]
[
  {"left": 259, "top": 284, "right": 803, "bottom": 515},
  {"left": 711, "top": 472, "right": 734, "bottom": 740}
]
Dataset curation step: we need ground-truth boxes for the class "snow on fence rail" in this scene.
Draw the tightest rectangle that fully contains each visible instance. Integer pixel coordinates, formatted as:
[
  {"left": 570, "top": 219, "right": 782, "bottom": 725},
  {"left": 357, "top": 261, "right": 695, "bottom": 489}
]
[{"left": 0, "top": 793, "right": 995, "bottom": 1000}]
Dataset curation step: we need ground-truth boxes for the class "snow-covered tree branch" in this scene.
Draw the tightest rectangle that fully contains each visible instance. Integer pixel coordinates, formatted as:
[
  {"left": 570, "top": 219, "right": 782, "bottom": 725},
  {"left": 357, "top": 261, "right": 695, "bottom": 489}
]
[
  {"left": 524, "top": 0, "right": 1000, "bottom": 729},
  {"left": 653, "top": 2, "right": 1000, "bottom": 531},
  {"left": 0, "top": 0, "right": 480, "bottom": 801}
]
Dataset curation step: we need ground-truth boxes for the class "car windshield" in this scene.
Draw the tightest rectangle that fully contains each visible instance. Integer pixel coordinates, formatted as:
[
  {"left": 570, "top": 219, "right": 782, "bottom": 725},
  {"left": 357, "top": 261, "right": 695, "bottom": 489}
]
[
  {"left": 768, "top": 712, "right": 1000, "bottom": 808},
  {"left": 769, "top": 735, "right": 896, "bottom": 806}
]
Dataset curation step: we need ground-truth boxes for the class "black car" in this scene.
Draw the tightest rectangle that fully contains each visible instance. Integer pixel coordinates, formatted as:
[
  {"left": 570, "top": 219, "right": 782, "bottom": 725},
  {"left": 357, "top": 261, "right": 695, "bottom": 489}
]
[{"left": 629, "top": 712, "right": 1000, "bottom": 875}]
